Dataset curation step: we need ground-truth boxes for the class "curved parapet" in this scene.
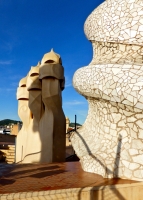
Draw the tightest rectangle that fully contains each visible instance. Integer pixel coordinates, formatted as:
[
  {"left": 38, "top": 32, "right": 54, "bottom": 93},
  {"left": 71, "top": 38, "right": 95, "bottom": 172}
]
[{"left": 71, "top": 0, "right": 143, "bottom": 181}]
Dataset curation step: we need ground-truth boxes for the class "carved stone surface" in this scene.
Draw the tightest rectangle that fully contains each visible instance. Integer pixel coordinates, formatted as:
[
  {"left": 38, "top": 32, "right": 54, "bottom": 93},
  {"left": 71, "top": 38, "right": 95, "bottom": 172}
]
[
  {"left": 16, "top": 50, "right": 66, "bottom": 163},
  {"left": 71, "top": 0, "right": 143, "bottom": 181}
]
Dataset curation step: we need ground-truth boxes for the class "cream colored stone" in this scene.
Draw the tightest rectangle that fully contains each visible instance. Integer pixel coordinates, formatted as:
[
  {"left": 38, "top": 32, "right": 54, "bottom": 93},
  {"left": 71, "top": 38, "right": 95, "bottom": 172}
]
[
  {"left": 135, "top": 102, "right": 143, "bottom": 109},
  {"left": 131, "top": 140, "right": 143, "bottom": 149},
  {"left": 123, "top": 168, "right": 132, "bottom": 179},
  {"left": 118, "top": 103, "right": 125, "bottom": 109},
  {"left": 132, "top": 155, "right": 143, "bottom": 165},
  {"left": 135, "top": 114, "right": 143, "bottom": 119},
  {"left": 136, "top": 120, "right": 143, "bottom": 129},
  {"left": 130, "top": 129, "right": 137, "bottom": 139},
  {"left": 122, "top": 149, "right": 130, "bottom": 161},
  {"left": 41, "top": 49, "right": 61, "bottom": 64},
  {"left": 118, "top": 120, "right": 126, "bottom": 127},
  {"left": 118, "top": 130, "right": 127, "bottom": 138},
  {"left": 16, "top": 50, "right": 66, "bottom": 163},
  {"left": 110, "top": 123, "right": 116, "bottom": 129},
  {"left": 129, "top": 163, "right": 140, "bottom": 170},
  {"left": 127, "top": 117, "right": 136, "bottom": 123},
  {"left": 110, "top": 129, "right": 117, "bottom": 137},
  {"left": 122, "top": 160, "right": 130, "bottom": 168},
  {"left": 129, "top": 149, "right": 139, "bottom": 155},
  {"left": 123, "top": 110, "right": 133, "bottom": 117},
  {"left": 138, "top": 129, "right": 143, "bottom": 139},
  {"left": 124, "top": 143, "right": 130, "bottom": 150},
  {"left": 134, "top": 107, "right": 142, "bottom": 112},
  {"left": 110, "top": 106, "right": 118, "bottom": 112},
  {"left": 128, "top": 123, "right": 134, "bottom": 129},
  {"left": 132, "top": 123, "right": 137, "bottom": 132},
  {"left": 122, "top": 137, "right": 128, "bottom": 143},
  {"left": 134, "top": 170, "right": 142, "bottom": 178},
  {"left": 111, "top": 113, "right": 121, "bottom": 123}
]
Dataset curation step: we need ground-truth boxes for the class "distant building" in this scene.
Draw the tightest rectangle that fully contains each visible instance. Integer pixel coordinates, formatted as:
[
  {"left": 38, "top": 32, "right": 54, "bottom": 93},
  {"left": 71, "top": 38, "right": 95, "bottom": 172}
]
[
  {"left": 3, "top": 128, "right": 11, "bottom": 134},
  {"left": 66, "top": 117, "right": 70, "bottom": 133},
  {"left": 11, "top": 123, "right": 22, "bottom": 135},
  {"left": 0, "top": 129, "right": 3, "bottom": 134}
]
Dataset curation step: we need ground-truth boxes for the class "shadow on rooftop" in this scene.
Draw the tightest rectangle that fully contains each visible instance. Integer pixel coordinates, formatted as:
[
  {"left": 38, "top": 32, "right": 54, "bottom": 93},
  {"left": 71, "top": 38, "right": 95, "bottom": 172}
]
[
  {"left": 72, "top": 130, "right": 125, "bottom": 200},
  {"left": 0, "top": 178, "right": 15, "bottom": 186},
  {"left": 0, "top": 164, "right": 67, "bottom": 186}
]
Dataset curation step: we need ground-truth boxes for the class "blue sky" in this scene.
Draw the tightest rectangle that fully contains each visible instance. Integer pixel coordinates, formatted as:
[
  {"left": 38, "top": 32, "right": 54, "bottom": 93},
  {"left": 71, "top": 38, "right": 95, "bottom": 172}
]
[{"left": 0, "top": 0, "right": 104, "bottom": 124}]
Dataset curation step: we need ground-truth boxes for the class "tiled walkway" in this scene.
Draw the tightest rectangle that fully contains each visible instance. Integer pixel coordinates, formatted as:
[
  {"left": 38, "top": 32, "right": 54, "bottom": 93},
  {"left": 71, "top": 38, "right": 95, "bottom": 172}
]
[{"left": 0, "top": 162, "right": 139, "bottom": 195}]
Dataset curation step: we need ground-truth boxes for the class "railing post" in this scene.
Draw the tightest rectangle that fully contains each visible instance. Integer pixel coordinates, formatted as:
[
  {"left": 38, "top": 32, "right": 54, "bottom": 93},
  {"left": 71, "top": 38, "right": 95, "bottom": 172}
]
[{"left": 75, "top": 115, "right": 77, "bottom": 131}]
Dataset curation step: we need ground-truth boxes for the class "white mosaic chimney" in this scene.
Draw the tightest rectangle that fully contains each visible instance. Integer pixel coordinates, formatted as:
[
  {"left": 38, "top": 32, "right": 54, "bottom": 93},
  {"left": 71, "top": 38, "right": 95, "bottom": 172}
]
[{"left": 71, "top": 0, "right": 143, "bottom": 181}]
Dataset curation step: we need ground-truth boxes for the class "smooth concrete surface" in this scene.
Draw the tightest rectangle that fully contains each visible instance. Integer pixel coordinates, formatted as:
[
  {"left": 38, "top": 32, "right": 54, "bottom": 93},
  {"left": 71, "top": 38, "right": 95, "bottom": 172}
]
[{"left": 16, "top": 50, "right": 66, "bottom": 164}]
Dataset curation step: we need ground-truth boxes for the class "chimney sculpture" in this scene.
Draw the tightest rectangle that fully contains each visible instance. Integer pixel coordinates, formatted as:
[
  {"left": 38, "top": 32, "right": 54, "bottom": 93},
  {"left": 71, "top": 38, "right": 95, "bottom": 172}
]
[
  {"left": 16, "top": 50, "right": 66, "bottom": 163},
  {"left": 71, "top": 0, "right": 143, "bottom": 181}
]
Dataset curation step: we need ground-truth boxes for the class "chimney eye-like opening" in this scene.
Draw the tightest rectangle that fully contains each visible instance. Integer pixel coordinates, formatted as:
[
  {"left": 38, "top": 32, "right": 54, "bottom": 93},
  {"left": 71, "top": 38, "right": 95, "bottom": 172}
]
[
  {"left": 30, "top": 111, "right": 33, "bottom": 119},
  {"left": 30, "top": 73, "right": 39, "bottom": 77},
  {"left": 45, "top": 60, "right": 55, "bottom": 63},
  {"left": 21, "top": 84, "right": 26, "bottom": 87}
]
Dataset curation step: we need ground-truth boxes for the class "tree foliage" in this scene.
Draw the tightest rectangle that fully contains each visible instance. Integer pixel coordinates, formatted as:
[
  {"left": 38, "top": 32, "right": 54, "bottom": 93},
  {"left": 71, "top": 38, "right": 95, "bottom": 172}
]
[{"left": 0, "top": 119, "right": 21, "bottom": 126}]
